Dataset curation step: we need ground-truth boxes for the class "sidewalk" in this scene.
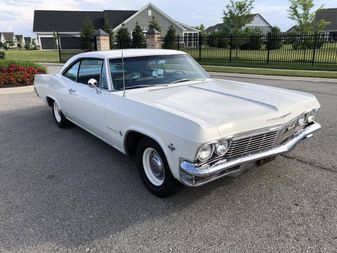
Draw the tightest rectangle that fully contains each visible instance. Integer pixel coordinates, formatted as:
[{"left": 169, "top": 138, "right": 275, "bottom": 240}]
[{"left": 0, "top": 85, "right": 34, "bottom": 95}]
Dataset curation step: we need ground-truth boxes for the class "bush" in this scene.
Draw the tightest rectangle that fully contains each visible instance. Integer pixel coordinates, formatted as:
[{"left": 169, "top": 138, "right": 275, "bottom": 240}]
[
  {"left": 292, "top": 35, "right": 325, "bottom": 50},
  {"left": 0, "top": 51, "right": 5, "bottom": 59},
  {"left": 0, "top": 60, "right": 46, "bottom": 86},
  {"left": 239, "top": 29, "right": 263, "bottom": 50},
  {"left": 267, "top": 27, "right": 282, "bottom": 50}
]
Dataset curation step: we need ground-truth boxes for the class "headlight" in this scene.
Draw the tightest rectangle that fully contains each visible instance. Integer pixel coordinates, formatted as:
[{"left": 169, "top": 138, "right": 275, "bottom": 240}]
[
  {"left": 196, "top": 143, "right": 214, "bottom": 162},
  {"left": 215, "top": 140, "right": 229, "bottom": 156},
  {"left": 307, "top": 109, "right": 316, "bottom": 123},
  {"left": 298, "top": 114, "right": 306, "bottom": 126}
]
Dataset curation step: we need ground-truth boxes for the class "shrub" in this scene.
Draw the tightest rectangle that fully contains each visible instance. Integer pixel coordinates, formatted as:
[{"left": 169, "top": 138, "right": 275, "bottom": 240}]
[
  {"left": 292, "top": 35, "right": 325, "bottom": 50},
  {"left": 239, "top": 29, "right": 263, "bottom": 50},
  {"left": 0, "top": 51, "right": 5, "bottom": 59},
  {"left": 0, "top": 60, "right": 46, "bottom": 86},
  {"left": 267, "top": 27, "right": 283, "bottom": 50},
  {"left": 163, "top": 25, "right": 176, "bottom": 49}
]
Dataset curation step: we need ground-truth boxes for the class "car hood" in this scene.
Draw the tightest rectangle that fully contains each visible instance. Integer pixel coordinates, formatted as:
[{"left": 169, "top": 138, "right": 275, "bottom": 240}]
[{"left": 129, "top": 79, "right": 320, "bottom": 137}]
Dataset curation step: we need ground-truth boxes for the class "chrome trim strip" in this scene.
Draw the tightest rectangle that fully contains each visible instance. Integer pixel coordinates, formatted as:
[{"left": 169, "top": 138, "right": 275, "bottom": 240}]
[{"left": 179, "top": 122, "right": 321, "bottom": 187}]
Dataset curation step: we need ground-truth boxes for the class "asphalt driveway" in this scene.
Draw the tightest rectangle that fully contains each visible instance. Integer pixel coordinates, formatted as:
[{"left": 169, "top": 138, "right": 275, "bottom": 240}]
[{"left": 0, "top": 76, "right": 336, "bottom": 252}]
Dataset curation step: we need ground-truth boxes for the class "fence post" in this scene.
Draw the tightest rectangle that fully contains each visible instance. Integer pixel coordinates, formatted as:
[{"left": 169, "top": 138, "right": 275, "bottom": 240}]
[
  {"left": 57, "top": 32, "right": 62, "bottom": 62},
  {"left": 229, "top": 34, "right": 233, "bottom": 62},
  {"left": 198, "top": 33, "right": 202, "bottom": 61},
  {"left": 177, "top": 35, "right": 180, "bottom": 50},
  {"left": 312, "top": 32, "right": 318, "bottom": 66},
  {"left": 266, "top": 33, "right": 271, "bottom": 64}
]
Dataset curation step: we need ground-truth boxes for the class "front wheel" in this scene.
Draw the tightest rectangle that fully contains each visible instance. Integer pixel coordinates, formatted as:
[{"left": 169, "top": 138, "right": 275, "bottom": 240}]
[
  {"left": 136, "top": 138, "right": 183, "bottom": 197},
  {"left": 52, "top": 100, "right": 71, "bottom": 128}
]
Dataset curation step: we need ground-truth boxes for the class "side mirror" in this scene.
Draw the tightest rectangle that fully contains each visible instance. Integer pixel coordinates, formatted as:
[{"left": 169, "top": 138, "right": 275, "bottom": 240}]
[{"left": 88, "top": 78, "right": 101, "bottom": 94}]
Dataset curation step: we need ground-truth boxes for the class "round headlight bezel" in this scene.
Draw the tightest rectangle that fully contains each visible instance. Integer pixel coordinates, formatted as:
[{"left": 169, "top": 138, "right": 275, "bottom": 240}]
[
  {"left": 215, "top": 140, "right": 230, "bottom": 156},
  {"left": 196, "top": 143, "right": 215, "bottom": 162},
  {"left": 307, "top": 109, "right": 316, "bottom": 123},
  {"left": 298, "top": 114, "right": 306, "bottom": 126}
]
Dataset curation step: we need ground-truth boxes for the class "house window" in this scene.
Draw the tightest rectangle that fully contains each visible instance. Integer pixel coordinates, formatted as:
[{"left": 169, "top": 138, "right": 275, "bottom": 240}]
[{"left": 148, "top": 9, "right": 152, "bottom": 16}]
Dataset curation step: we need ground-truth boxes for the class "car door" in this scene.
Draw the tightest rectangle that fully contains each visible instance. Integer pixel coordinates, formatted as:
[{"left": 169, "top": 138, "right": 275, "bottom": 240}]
[{"left": 64, "top": 58, "right": 110, "bottom": 139}]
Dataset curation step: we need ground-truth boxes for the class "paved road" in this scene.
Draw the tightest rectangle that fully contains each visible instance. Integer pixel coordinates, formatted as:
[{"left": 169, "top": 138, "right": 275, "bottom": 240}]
[{"left": 0, "top": 76, "right": 336, "bottom": 252}]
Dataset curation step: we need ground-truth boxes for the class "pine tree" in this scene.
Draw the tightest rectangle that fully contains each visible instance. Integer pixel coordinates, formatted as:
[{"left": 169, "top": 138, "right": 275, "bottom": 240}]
[
  {"left": 148, "top": 16, "right": 161, "bottom": 32},
  {"left": 163, "top": 25, "right": 176, "bottom": 49},
  {"left": 132, "top": 22, "right": 146, "bottom": 48},
  {"left": 116, "top": 23, "right": 131, "bottom": 49},
  {"left": 102, "top": 16, "right": 114, "bottom": 49},
  {"left": 80, "top": 16, "right": 95, "bottom": 50}
]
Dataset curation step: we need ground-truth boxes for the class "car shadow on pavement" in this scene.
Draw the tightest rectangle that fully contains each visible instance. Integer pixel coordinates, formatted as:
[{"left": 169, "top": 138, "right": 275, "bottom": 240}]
[{"left": 0, "top": 104, "right": 234, "bottom": 250}]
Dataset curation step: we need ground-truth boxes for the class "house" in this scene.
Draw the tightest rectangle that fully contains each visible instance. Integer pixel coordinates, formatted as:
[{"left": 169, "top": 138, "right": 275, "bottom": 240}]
[
  {"left": 33, "top": 2, "right": 199, "bottom": 50},
  {"left": 0, "top": 32, "right": 17, "bottom": 47},
  {"left": 0, "top": 33, "right": 5, "bottom": 44},
  {"left": 316, "top": 8, "right": 337, "bottom": 40},
  {"left": 206, "top": 14, "right": 272, "bottom": 35},
  {"left": 15, "top": 35, "right": 25, "bottom": 48}
]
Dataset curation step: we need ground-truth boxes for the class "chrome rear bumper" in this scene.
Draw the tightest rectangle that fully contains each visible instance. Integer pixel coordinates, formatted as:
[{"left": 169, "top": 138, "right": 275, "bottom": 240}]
[{"left": 179, "top": 122, "right": 321, "bottom": 187}]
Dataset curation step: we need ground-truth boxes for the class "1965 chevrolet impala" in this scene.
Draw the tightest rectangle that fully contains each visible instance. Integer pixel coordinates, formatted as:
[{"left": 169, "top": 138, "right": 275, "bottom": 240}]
[{"left": 34, "top": 49, "right": 321, "bottom": 197}]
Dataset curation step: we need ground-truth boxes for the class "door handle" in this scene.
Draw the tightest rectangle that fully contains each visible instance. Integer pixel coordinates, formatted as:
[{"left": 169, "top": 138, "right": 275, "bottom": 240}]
[{"left": 68, "top": 88, "right": 76, "bottom": 94}]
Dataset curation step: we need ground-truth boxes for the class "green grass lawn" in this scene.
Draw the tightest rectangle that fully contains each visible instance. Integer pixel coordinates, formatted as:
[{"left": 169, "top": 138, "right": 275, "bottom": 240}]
[
  {"left": 203, "top": 65, "right": 337, "bottom": 79},
  {"left": 183, "top": 43, "right": 337, "bottom": 67},
  {"left": 5, "top": 49, "right": 60, "bottom": 63}
]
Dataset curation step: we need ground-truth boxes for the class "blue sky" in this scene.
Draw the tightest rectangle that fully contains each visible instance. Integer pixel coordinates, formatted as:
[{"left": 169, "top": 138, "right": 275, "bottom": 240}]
[{"left": 0, "top": 0, "right": 336, "bottom": 37}]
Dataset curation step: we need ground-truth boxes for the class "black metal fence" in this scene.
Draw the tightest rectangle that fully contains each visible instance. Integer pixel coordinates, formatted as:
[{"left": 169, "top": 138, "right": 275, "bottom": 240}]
[
  {"left": 56, "top": 32, "right": 337, "bottom": 69},
  {"left": 57, "top": 33, "right": 96, "bottom": 62},
  {"left": 175, "top": 33, "right": 337, "bottom": 69}
]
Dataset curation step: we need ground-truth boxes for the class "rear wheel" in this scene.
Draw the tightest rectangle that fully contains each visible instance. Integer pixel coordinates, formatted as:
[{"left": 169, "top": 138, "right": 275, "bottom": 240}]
[
  {"left": 136, "top": 138, "right": 183, "bottom": 197},
  {"left": 52, "top": 100, "right": 70, "bottom": 128}
]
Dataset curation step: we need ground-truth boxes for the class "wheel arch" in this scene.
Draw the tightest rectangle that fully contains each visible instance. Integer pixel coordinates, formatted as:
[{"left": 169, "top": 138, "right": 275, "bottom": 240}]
[{"left": 123, "top": 129, "right": 168, "bottom": 159}]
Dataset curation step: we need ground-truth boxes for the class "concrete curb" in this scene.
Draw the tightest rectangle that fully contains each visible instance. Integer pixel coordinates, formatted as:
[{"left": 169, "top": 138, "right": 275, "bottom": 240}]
[
  {"left": 209, "top": 72, "right": 337, "bottom": 84},
  {"left": 0, "top": 85, "right": 34, "bottom": 95}
]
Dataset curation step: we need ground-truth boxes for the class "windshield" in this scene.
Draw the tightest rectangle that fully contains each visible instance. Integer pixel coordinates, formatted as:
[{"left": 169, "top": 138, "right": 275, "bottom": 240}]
[{"left": 109, "top": 54, "right": 209, "bottom": 91}]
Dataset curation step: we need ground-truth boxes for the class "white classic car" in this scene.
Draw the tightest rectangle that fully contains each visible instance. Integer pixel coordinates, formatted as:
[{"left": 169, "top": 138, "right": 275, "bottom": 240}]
[{"left": 34, "top": 49, "right": 321, "bottom": 197}]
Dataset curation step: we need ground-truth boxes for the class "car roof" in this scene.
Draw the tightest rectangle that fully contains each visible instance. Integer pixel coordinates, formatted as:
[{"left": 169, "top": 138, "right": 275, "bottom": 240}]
[
  {"left": 60, "top": 49, "right": 187, "bottom": 73},
  {"left": 74, "top": 49, "right": 187, "bottom": 59}
]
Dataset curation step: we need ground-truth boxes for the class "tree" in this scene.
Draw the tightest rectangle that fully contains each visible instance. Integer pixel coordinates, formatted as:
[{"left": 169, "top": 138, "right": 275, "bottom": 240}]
[
  {"left": 163, "top": 25, "right": 176, "bottom": 49},
  {"left": 80, "top": 16, "right": 95, "bottom": 50},
  {"left": 267, "top": 26, "right": 283, "bottom": 50},
  {"left": 116, "top": 23, "right": 131, "bottom": 48},
  {"left": 288, "top": 0, "right": 330, "bottom": 34},
  {"left": 31, "top": 38, "right": 37, "bottom": 50},
  {"left": 223, "top": 0, "right": 255, "bottom": 35},
  {"left": 148, "top": 16, "right": 161, "bottom": 32},
  {"left": 102, "top": 16, "right": 114, "bottom": 49},
  {"left": 132, "top": 22, "right": 146, "bottom": 48},
  {"left": 196, "top": 24, "right": 208, "bottom": 38}
]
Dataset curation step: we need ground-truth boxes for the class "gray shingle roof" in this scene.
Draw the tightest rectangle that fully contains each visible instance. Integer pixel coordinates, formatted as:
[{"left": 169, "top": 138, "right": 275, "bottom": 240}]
[
  {"left": 33, "top": 10, "right": 136, "bottom": 32},
  {"left": 16, "top": 35, "right": 23, "bottom": 41},
  {"left": 316, "top": 8, "right": 337, "bottom": 31},
  {"left": 1, "top": 32, "right": 14, "bottom": 41}
]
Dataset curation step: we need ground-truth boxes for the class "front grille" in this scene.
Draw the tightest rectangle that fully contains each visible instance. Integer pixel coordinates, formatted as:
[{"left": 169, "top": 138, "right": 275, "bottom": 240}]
[{"left": 224, "top": 120, "right": 304, "bottom": 160}]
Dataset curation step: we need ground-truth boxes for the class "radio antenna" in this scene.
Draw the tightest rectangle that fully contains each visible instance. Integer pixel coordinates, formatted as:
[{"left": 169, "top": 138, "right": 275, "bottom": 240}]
[{"left": 121, "top": 50, "right": 126, "bottom": 97}]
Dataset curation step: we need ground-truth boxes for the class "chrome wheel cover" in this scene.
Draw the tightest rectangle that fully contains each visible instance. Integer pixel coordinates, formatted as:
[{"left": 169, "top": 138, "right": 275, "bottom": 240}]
[
  {"left": 53, "top": 102, "right": 62, "bottom": 123},
  {"left": 142, "top": 147, "right": 165, "bottom": 186}
]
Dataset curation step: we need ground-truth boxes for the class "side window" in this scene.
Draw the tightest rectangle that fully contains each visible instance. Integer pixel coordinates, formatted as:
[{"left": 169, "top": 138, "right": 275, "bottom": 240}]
[
  {"left": 77, "top": 59, "right": 103, "bottom": 85},
  {"left": 63, "top": 61, "right": 80, "bottom": 81}
]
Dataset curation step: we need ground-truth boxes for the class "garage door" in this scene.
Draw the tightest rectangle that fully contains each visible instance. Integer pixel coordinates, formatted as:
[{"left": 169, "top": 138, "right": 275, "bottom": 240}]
[{"left": 40, "top": 37, "right": 56, "bottom": 49}]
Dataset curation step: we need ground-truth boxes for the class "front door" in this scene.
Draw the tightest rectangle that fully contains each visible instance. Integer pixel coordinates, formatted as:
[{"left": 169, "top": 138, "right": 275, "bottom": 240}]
[{"left": 62, "top": 58, "right": 109, "bottom": 139}]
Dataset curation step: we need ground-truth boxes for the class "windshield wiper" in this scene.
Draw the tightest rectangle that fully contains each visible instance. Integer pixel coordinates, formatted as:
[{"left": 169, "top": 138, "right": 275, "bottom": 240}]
[
  {"left": 171, "top": 79, "right": 191, "bottom": 84},
  {"left": 120, "top": 85, "right": 151, "bottom": 90}
]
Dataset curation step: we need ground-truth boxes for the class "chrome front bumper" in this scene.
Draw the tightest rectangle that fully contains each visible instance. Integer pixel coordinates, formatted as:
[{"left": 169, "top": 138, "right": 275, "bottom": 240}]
[{"left": 179, "top": 122, "right": 321, "bottom": 187}]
